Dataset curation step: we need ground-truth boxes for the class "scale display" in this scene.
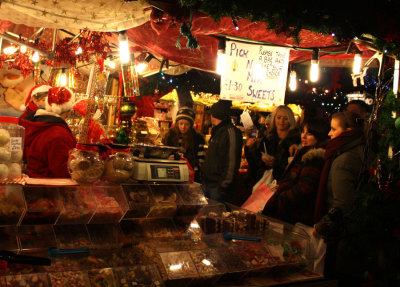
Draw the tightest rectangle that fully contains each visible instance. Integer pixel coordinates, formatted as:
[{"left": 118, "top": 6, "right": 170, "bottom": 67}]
[
  {"left": 151, "top": 165, "right": 181, "bottom": 180},
  {"left": 132, "top": 158, "right": 189, "bottom": 182}
]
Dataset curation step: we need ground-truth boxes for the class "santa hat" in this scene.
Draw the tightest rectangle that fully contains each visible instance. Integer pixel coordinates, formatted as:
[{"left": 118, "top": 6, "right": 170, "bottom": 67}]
[
  {"left": 20, "top": 84, "right": 52, "bottom": 111},
  {"left": 45, "top": 87, "right": 75, "bottom": 115}
]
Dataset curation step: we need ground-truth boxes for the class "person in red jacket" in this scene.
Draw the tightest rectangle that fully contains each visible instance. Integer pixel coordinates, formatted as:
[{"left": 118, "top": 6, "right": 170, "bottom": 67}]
[{"left": 22, "top": 86, "right": 76, "bottom": 178}]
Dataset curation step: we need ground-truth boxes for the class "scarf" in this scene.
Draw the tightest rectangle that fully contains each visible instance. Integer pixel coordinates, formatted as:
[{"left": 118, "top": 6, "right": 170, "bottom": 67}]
[{"left": 313, "top": 130, "right": 359, "bottom": 223}]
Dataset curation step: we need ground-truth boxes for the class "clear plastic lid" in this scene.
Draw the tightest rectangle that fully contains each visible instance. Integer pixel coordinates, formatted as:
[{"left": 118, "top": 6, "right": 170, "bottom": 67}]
[{"left": 0, "top": 121, "right": 24, "bottom": 181}]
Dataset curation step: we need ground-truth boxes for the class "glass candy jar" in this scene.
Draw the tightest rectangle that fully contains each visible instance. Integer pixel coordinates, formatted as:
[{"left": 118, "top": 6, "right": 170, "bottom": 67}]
[
  {"left": 104, "top": 151, "right": 134, "bottom": 184},
  {"left": 68, "top": 147, "right": 104, "bottom": 184}
]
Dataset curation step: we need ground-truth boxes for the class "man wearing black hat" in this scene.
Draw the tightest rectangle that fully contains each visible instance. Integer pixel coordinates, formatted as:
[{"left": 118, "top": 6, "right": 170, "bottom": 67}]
[{"left": 201, "top": 100, "right": 243, "bottom": 202}]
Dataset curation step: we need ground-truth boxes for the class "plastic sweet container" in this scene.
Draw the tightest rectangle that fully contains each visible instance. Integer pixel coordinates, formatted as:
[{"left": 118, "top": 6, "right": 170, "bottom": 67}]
[{"left": 0, "top": 117, "right": 25, "bottom": 182}]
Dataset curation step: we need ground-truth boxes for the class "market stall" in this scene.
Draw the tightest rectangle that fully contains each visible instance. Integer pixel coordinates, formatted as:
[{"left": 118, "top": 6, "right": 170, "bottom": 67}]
[{"left": 0, "top": 0, "right": 399, "bottom": 286}]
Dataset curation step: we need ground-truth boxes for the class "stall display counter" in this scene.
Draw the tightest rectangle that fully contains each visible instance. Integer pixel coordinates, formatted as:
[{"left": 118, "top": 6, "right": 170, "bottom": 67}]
[{"left": 0, "top": 182, "right": 322, "bottom": 286}]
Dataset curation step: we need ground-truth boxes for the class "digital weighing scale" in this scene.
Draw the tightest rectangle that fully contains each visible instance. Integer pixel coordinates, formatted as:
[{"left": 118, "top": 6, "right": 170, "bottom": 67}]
[{"left": 132, "top": 156, "right": 189, "bottom": 182}]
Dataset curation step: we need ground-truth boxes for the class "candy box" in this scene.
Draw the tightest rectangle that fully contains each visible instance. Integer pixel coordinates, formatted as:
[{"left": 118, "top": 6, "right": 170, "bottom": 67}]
[
  {"left": 0, "top": 185, "right": 25, "bottom": 226},
  {"left": 53, "top": 224, "right": 91, "bottom": 249},
  {"left": 113, "top": 265, "right": 163, "bottom": 287},
  {"left": 89, "top": 185, "right": 128, "bottom": 224},
  {"left": 18, "top": 225, "right": 56, "bottom": 252},
  {"left": 21, "top": 186, "right": 61, "bottom": 225},
  {"left": 57, "top": 186, "right": 96, "bottom": 225},
  {"left": 0, "top": 226, "right": 18, "bottom": 252},
  {"left": 86, "top": 224, "right": 125, "bottom": 249}
]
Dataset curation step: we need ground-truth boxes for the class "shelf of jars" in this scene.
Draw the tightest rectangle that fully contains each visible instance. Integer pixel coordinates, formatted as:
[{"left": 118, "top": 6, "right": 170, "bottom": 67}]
[{"left": 0, "top": 183, "right": 321, "bottom": 287}]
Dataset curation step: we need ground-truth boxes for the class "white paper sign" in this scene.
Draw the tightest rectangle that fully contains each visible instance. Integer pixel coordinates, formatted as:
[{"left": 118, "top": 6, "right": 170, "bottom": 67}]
[
  {"left": 10, "top": 137, "right": 22, "bottom": 152},
  {"left": 220, "top": 41, "right": 290, "bottom": 105}
]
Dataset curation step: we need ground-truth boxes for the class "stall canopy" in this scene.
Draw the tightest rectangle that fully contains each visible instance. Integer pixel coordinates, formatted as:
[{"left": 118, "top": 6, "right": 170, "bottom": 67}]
[{"left": 0, "top": 0, "right": 377, "bottom": 75}]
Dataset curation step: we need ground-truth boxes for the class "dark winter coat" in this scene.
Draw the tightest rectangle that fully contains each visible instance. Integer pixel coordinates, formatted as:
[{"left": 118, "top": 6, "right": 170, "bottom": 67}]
[
  {"left": 262, "top": 146, "right": 325, "bottom": 226},
  {"left": 202, "top": 119, "right": 243, "bottom": 193},
  {"left": 22, "top": 109, "right": 77, "bottom": 178},
  {"left": 315, "top": 133, "right": 366, "bottom": 237},
  {"left": 162, "top": 127, "right": 205, "bottom": 182},
  {"left": 245, "top": 128, "right": 300, "bottom": 182}
]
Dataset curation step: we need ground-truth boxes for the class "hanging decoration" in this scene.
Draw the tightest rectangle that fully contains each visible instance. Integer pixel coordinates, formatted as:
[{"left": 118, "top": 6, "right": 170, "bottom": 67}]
[
  {"left": 130, "top": 55, "right": 141, "bottom": 99},
  {"left": 175, "top": 9, "right": 199, "bottom": 50},
  {"left": 33, "top": 62, "right": 41, "bottom": 85},
  {"left": 121, "top": 64, "right": 135, "bottom": 98},
  {"left": 48, "top": 30, "right": 112, "bottom": 67},
  {"left": 80, "top": 64, "right": 109, "bottom": 144}
]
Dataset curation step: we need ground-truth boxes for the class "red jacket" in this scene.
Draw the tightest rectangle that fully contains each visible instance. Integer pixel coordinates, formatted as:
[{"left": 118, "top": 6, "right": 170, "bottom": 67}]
[{"left": 22, "top": 110, "right": 76, "bottom": 178}]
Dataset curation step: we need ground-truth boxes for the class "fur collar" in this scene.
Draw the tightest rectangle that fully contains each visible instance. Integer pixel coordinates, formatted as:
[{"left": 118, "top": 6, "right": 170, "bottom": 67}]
[
  {"left": 301, "top": 147, "right": 325, "bottom": 163},
  {"left": 34, "top": 109, "right": 61, "bottom": 118}
]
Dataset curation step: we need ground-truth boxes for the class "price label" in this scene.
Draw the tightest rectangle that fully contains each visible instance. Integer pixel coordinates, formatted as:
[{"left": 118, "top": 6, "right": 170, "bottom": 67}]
[{"left": 10, "top": 137, "right": 22, "bottom": 152}]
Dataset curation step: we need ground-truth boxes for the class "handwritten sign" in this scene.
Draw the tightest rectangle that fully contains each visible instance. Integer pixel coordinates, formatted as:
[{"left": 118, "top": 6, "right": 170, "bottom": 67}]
[{"left": 220, "top": 41, "right": 290, "bottom": 105}]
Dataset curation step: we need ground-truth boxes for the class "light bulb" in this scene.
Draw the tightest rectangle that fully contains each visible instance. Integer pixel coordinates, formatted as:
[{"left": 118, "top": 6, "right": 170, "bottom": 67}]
[
  {"left": 118, "top": 32, "right": 130, "bottom": 64},
  {"left": 59, "top": 69, "right": 67, "bottom": 87},
  {"left": 353, "top": 53, "right": 362, "bottom": 74},
  {"left": 135, "top": 62, "right": 147, "bottom": 74},
  {"left": 32, "top": 51, "right": 40, "bottom": 63},
  {"left": 4, "top": 46, "right": 17, "bottom": 55},
  {"left": 289, "top": 70, "right": 297, "bottom": 91},
  {"left": 20, "top": 45, "right": 27, "bottom": 53},
  {"left": 216, "top": 50, "right": 225, "bottom": 75},
  {"left": 393, "top": 60, "right": 399, "bottom": 95},
  {"left": 310, "top": 60, "right": 319, "bottom": 82},
  {"left": 75, "top": 46, "right": 82, "bottom": 55}
]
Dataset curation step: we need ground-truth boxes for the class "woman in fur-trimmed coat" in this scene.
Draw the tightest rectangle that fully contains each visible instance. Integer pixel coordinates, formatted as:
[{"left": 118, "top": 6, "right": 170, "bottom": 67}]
[{"left": 262, "top": 119, "right": 330, "bottom": 226}]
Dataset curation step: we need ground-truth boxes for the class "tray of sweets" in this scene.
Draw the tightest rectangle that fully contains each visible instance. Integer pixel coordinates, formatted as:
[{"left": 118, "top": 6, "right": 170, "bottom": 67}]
[
  {"left": 113, "top": 265, "right": 163, "bottom": 287},
  {"left": 86, "top": 224, "right": 124, "bottom": 249},
  {"left": 57, "top": 186, "right": 96, "bottom": 225},
  {"left": 189, "top": 249, "right": 226, "bottom": 277},
  {"left": 90, "top": 185, "right": 128, "bottom": 224},
  {"left": 5, "top": 273, "right": 49, "bottom": 287},
  {"left": 53, "top": 224, "right": 91, "bottom": 249},
  {"left": 18, "top": 225, "right": 56, "bottom": 251},
  {"left": 21, "top": 186, "right": 61, "bottom": 225},
  {"left": 0, "top": 226, "right": 18, "bottom": 252},
  {"left": 159, "top": 251, "right": 198, "bottom": 280},
  {"left": 0, "top": 185, "right": 25, "bottom": 226},
  {"left": 87, "top": 268, "right": 117, "bottom": 287},
  {"left": 48, "top": 271, "right": 90, "bottom": 287},
  {"left": 119, "top": 219, "right": 153, "bottom": 240}
]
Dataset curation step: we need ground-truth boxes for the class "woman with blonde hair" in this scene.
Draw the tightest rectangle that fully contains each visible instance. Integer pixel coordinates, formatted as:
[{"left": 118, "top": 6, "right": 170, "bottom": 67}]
[{"left": 245, "top": 105, "right": 300, "bottom": 183}]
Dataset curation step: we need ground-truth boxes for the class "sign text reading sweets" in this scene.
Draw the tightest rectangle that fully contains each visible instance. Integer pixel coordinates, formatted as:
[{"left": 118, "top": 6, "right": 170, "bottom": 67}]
[{"left": 220, "top": 41, "right": 290, "bottom": 105}]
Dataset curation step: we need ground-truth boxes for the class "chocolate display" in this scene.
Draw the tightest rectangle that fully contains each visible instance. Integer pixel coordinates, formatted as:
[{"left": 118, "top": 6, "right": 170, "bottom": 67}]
[{"left": 198, "top": 210, "right": 269, "bottom": 234}]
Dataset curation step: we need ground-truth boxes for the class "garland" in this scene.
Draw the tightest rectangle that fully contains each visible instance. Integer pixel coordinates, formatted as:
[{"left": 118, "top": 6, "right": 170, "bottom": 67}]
[{"left": 180, "top": 0, "right": 400, "bottom": 48}]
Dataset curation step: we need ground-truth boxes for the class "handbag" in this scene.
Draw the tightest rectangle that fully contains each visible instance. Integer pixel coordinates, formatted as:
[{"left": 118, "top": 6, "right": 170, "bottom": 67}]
[{"left": 242, "top": 169, "right": 277, "bottom": 213}]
